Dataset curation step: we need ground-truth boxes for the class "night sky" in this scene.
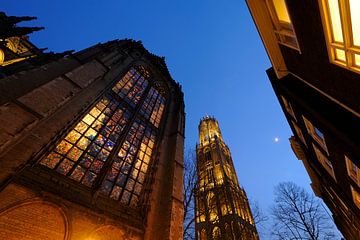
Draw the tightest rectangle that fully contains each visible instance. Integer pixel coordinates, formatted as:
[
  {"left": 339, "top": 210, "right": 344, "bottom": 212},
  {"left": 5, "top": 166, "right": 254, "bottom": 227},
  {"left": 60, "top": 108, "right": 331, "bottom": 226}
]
[{"left": 3, "top": 0, "right": 340, "bottom": 237}]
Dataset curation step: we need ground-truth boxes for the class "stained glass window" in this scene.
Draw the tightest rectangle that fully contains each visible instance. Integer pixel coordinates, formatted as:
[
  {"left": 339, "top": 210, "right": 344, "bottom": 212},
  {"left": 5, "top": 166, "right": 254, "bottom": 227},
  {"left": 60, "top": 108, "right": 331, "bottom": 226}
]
[
  {"left": 140, "top": 87, "right": 165, "bottom": 128},
  {"left": 39, "top": 65, "right": 166, "bottom": 208},
  {"left": 40, "top": 95, "right": 132, "bottom": 187},
  {"left": 112, "top": 67, "right": 149, "bottom": 108},
  {"left": 100, "top": 117, "right": 157, "bottom": 206}
]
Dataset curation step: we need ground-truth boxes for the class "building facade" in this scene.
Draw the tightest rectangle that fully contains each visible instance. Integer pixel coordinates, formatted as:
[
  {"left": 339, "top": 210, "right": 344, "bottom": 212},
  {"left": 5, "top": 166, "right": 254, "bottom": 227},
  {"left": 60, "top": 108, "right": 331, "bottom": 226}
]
[
  {"left": 0, "top": 12, "right": 46, "bottom": 68},
  {"left": 246, "top": 1, "right": 360, "bottom": 239},
  {"left": 0, "top": 37, "right": 185, "bottom": 239},
  {"left": 194, "top": 116, "right": 258, "bottom": 240}
]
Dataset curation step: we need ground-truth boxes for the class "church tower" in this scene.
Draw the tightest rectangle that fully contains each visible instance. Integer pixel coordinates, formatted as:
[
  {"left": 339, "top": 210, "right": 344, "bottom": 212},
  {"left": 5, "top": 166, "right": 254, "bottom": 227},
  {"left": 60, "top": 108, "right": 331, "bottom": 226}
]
[{"left": 195, "top": 116, "right": 258, "bottom": 240}]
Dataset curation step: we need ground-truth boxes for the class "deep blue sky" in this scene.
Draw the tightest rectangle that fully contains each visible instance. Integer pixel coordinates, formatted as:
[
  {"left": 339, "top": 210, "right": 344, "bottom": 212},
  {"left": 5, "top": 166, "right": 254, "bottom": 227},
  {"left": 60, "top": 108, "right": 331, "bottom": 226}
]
[{"left": 3, "top": 0, "right": 339, "bottom": 237}]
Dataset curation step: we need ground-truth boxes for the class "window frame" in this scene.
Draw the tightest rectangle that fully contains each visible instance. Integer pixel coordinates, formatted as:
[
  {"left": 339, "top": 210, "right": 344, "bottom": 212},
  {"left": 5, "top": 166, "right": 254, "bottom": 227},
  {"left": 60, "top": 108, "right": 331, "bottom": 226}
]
[
  {"left": 312, "top": 143, "right": 336, "bottom": 181},
  {"left": 266, "top": 0, "right": 301, "bottom": 52},
  {"left": 302, "top": 116, "right": 328, "bottom": 154},
  {"left": 291, "top": 120, "right": 307, "bottom": 147},
  {"left": 280, "top": 95, "right": 297, "bottom": 121},
  {"left": 33, "top": 65, "right": 169, "bottom": 210},
  {"left": 350, "top": 185, "right": 360, "bottom": 209},
  {"left": 345, "top": 155, "right": 360, "bottom": 186},
  {"left": 319, "top": 0, "right": 360, "bottom": 73}
]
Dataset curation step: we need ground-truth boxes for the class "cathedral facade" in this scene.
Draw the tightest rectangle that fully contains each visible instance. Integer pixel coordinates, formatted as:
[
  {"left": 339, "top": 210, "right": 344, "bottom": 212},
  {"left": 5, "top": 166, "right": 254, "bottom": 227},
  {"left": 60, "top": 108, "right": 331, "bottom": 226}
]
[
  {"left": 194, "top": 116, "right": 258, "bottom": 240},
  {"left": 0, "top": 38, "right": 185, "bottom": 240}
]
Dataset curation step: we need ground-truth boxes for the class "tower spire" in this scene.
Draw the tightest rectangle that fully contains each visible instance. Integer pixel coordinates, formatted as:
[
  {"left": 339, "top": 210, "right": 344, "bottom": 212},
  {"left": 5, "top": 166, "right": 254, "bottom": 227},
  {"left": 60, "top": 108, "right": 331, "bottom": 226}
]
[{"left": 195, "top": 116, "right": 259, "bottom": 240}]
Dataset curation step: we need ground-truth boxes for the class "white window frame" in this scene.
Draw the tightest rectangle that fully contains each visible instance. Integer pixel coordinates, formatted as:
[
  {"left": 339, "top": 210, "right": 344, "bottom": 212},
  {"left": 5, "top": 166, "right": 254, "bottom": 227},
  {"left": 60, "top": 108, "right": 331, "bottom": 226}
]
[
  {"left": 266, "top": 0, "right": 301, "bottom": 52},
  {"left": 318, "top": 0, "right": 360, "bottom": 73}
]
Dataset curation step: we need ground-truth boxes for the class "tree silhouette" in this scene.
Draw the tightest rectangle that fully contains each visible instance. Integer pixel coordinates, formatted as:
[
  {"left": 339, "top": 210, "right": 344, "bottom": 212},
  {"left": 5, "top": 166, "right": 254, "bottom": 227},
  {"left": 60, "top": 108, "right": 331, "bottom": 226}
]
[{"left": 271, "top": 182, "right": 336, "bottom": 240}]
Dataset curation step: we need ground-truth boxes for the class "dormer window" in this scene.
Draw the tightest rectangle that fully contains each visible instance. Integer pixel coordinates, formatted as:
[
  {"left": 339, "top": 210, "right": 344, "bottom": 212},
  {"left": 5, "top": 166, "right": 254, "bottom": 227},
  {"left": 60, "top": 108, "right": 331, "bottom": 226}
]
[
  {"left": 319, "top": 0, "right": 360, "bottom": 73},
  {"left": 266, "top": 0, "right": 300, "bottom": 51}
]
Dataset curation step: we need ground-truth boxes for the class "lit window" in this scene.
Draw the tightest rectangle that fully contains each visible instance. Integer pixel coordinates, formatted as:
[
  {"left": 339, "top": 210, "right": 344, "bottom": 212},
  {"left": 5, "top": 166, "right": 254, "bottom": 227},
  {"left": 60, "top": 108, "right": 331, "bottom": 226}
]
[
  {"left": 39, "top": 66, "right": 166, "bottom": 207},
  {"left": 319, "top": 0, "right": 360, "bottom": 72},
  {"left": 351, "top": 186, "right": 360, "bottom": 209},
  {"left": 313, "top": 144, "right": 336, "bottom": 180},
  {"left": 280, "top": 95, "right": 297, "bottom": 120},
  {"left": 266, "top": 0, "right": 300, "bottom": 51},
  {"left": 303, "top": 116, "right": 328, "bottom": 154},
  {"left": 345, "top": 155, "right": 360, "bottom": 186}
]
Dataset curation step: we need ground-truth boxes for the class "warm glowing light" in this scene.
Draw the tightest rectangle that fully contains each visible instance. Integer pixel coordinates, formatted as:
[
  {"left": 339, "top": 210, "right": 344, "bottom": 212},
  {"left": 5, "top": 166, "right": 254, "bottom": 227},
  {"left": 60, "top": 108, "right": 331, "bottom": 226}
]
[
  {"left": 335, "top": 48, "right": 346, "bottom": 61},
  {"left": 199, "top": 117, "right": 223, "bottom": 145},
  {"left": 328, "top": 0, "right": 344, "bottom": 43},
  {"left": 272, "top": 0, "right": 291, "bottom": 23},
  {"left": 355, "top": 54, "right": 360, "bottom": 66},
  {"left": 0, "top": 50, "right": 4, "bottom": 64},
  {"left": 350, "top": 0, "right": 360, "bottom": 46},
  {"left": 351, "top": 186, "right": 360, "bottom": 209}
]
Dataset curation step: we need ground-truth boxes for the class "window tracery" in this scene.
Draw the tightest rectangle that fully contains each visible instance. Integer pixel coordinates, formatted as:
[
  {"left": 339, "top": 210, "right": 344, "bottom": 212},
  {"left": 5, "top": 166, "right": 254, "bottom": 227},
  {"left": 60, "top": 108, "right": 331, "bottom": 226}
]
[{"left": 39, "top": 65, "right": 167, "bottom": 207}]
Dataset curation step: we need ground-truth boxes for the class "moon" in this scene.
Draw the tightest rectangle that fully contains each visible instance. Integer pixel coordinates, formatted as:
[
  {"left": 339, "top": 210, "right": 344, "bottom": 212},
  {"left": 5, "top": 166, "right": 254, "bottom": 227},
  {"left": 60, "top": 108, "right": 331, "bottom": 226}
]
[{"left": 274, "top": 137, "right": 279, "bottom": 142}]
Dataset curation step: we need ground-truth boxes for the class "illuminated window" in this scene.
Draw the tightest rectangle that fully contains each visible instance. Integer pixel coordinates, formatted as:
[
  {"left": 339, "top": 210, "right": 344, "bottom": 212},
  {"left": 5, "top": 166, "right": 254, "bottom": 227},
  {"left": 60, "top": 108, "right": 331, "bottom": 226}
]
[
  {"left": 40, "top": 96, "right": 131, "bottom": 187},
  {"left": 313, "top": 144, "right": 336, "bottom": 180},
  {"left": 351, "top": 186, "right": 360, "bottom": 209},
  {"left": 280, "top": 95, "right": 297, "bottom": 120},
  {"left": 303, "top": 116, "right": 328, "bottom": 154},
  {"left": 345, "top": 155, "right": 360, "bottom": 186},
  {"left": 39, "top": 66, "right": 166, "bottom": 207},
  {"left": 266, "top": 0, "right": 300, "bottom": 51},
  {"left": 319, "top": 0, "right": 360, "bottom": 72}
]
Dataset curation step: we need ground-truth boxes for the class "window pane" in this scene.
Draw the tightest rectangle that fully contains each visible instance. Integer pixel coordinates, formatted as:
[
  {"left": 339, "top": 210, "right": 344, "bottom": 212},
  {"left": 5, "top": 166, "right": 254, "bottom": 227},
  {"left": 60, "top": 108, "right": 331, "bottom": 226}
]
[
  {"left": 100, "top": 118, "right": 157, "bottom": 205},
  {"left": 112, "top": 66, "right": 149, "bottom": 108},
  {"left": 40, "top": 96, "right": 132, "bottom": 187},
  {"left": 350, "top": 0, "right": 360, "bottom": 46},
  {"left": 335, "top": 48, "right": 346, "bottom": 61},
  {"left": 314, "top": 127, "right": 324, "bottom": 140},
  {"left": 313, "top": 144, "right": 335, "bottom": 180},
  {"left": 140, "top": 87, "right": 166, "bottom": 128},
  {"left": 354, "top": 54, "right": 360, "bottom": 66},
  {"left": 272, "top": 0, "right": 291, "bottom": 23},
  {"left": 351, "top": 186, "right": 360, "bottom": 209},
  {"left": 328, "top": 0, "right": 344, "bottom": 43}
]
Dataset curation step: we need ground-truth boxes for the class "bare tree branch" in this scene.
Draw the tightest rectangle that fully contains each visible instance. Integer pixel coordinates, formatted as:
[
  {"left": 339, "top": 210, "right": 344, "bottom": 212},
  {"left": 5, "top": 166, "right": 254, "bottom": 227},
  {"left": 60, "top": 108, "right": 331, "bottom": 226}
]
[
  {"left": 183, "top": 148, "right": 197, "bottom": 240},
  {"left": 270, "top": 182, "right": 336, "bottom": 240}
]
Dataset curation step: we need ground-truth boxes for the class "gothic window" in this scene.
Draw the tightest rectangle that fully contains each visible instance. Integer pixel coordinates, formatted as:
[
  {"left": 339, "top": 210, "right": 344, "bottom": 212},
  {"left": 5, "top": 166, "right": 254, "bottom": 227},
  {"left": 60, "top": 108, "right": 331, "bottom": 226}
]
[
  {"left": 39, "top": 65, "right": 167, "bottom": 207},
  {"left": 100, "top": 118, "right": 157, "bottom": 206},
  {"left": 205, "top": 150, "right": 212, "bottom": 161},
  {"left": 40, "top": 96, "right": 131, "bottom": 187},
  {"left": 207, "top": 192, "right": 218, "bottom": 222}
]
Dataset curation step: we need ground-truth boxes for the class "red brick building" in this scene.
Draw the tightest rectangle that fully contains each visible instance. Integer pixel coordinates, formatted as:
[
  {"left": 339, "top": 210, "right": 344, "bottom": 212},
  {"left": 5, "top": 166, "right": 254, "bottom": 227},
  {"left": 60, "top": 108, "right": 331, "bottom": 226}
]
[{"left": 0, "top": 36, "right": 185, "bottom": 239}]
